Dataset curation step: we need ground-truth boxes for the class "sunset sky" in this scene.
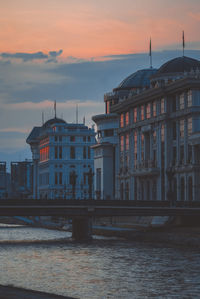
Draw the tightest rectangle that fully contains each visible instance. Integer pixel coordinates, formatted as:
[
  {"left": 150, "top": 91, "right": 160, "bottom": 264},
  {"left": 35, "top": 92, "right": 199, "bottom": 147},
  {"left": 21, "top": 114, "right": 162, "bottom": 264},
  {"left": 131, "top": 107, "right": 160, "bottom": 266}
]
[{"left": 1, "top": 0, "right": 200, "bottom": 164}]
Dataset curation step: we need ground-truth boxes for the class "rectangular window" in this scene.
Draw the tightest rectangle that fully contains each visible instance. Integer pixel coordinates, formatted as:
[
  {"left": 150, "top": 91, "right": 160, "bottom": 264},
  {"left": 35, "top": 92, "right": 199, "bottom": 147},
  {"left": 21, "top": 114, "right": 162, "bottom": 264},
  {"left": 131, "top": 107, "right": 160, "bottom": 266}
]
[
  {"left": 88, "top": 136, "right": 91, "bottom": 142},
  {"left": 180, "top": 119, "right": 184, "bottom": 139},
  {"left": 120, "top": 135, "right": 124, "bottom": 152},
  {"left": 180, "top": 93, "right": 185, "bottom": 109},
  {"left": 59, "top": 136, "right": 62, "bottom": 142},
  {"left": 161, "top": 124, "right": 165, "bottom": 142},
  {"left": 161, "top": 98, "right": 165, "bottom": 114},
  {"left": 70, "top": 146, "right": 75, "bottom": 159},
  {"left": 187, "top": 90, "right": 192, "bottom": 107},
  {"left": 83, "top": 146, "right": 86, "bottom": 159},
  {"left": 59, "top": 172, "right": 62, "bottom": 185},
  {"left": 141, "top": 134, "right": 144, "bottom": 161},
  {"left": 125, "top": 112, "right": 129, "bottom": 126},
  {"left": 88, "top": 147, "right": 91, "bottom": 159},
  {"left": 153, "top": 101, "right": 157, "bottom": 117},
  {"left": 106, "top": 101, "right": 110, "bottom": 114},
  {"left": 146, "top": 103, "right": 151, "bottom": 119},
  {"left": 125, "top": 134, "right": 129, "bottom": 151},
  {"left": 59, "top": 146, "right": 62, "bottom": 159},
  {"left": 70, "top": 136, "right": 75, "bottom": 142},
  {"left": 120, "top": 113, "right": 124, "bottom": 128},
  {"left": 153, "top": 130, "right": 156, "bottom": 144},
  {"left": 141, "top": 105, "right": 144, "bottom": 120},
  {"left": 104, "top": 129, "right": 114, "bottom": 137},
  {"left": 188, "top": 117, "right": 192, "bottom": 136},
  {"left": 173, "top": 122, "right": 176, "bottom": 140},
  {"left": 133, "top": 107, "right": 137, "bottom": 123},
  {"left": 83, "top": 136, "right": 86, "bottom": 142},
  {"left": 134, "top": 131, "right": 137, "bottom": 167},
  {"left": 96, "top": 168, "right": 101, "bottom": 192}
]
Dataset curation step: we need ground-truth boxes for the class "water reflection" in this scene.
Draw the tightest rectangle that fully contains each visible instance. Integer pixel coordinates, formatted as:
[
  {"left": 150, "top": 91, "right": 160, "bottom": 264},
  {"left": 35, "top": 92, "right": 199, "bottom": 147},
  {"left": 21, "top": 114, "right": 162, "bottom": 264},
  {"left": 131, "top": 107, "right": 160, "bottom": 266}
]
[{"left": 0, "top": 224, "right": 199, "bottom": 298}]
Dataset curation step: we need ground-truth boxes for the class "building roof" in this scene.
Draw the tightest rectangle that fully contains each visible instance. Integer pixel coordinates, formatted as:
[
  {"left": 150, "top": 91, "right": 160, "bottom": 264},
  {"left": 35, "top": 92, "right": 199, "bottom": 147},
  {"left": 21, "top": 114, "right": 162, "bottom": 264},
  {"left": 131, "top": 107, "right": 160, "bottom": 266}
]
[
  {"left": 154, "top": 56, "right": 200, "bottom": 76},
  {"left": 42, "top": 117, "right": 66, "bottom": 128},
  {"left": 114, "top": 68, "right": 157, "bottom": 91},
  {"left": 26, "top": 127, "right": 41, "bottom": 144}
]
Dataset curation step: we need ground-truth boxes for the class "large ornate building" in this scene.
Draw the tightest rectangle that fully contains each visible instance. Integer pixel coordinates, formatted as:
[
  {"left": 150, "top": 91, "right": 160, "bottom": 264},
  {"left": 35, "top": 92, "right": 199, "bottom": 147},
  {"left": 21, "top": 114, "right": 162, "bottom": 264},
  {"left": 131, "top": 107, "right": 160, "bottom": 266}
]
[
  {"left": 93, "top": 56, "right": 200, "bottom": 202},
  {"left": 27, "top": 117, "right": 95, "bottom": 199}
]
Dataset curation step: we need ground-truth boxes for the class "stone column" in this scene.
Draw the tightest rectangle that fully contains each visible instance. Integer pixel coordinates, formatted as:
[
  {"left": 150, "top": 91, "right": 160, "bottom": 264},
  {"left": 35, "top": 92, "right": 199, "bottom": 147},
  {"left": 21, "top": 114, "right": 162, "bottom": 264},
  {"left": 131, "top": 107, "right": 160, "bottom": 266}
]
[{"left": 72, "top": 216, "right": 92, "bottom": 241}]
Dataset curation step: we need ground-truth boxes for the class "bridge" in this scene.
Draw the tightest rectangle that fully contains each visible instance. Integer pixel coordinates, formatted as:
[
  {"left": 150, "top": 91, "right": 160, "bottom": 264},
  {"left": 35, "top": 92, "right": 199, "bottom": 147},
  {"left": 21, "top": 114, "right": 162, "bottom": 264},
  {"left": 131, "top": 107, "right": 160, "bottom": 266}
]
[{"left": 1, "top": 199, "right": 200, "bottom": 240}]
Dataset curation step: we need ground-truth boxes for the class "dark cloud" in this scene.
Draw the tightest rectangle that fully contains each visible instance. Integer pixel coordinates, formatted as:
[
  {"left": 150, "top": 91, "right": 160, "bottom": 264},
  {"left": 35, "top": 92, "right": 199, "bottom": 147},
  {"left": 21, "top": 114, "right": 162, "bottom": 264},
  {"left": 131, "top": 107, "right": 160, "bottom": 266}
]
[
  {"left": 49, "top": 49, "right": 63, "bottom": 58},
  {"left": 0, "top": 50, "right": 63, "bottom": 62},
  {"left": 1, "top": 51, "right": 48, "bottom": 61}
]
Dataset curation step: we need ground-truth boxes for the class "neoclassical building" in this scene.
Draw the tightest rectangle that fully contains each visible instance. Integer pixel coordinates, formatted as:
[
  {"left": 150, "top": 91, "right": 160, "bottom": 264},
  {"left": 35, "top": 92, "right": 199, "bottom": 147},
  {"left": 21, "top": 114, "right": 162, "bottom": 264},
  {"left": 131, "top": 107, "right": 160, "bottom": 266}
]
[
  {"left": 111, "top": 56, "right": 200, "bottom": 202},
  {"left": 27, "top": 117, "right": 95, "bottom": 199},
  {"left": 92, "top": 68, "right": 157, "bottom": 199}
]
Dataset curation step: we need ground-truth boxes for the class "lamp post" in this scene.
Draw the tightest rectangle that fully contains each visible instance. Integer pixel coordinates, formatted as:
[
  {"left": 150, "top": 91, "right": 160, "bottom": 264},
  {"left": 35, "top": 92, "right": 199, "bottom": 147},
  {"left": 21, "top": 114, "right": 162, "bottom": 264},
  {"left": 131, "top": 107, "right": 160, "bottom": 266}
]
[{"left": 166, "top": 167, "right": 175, "bottom": 206}]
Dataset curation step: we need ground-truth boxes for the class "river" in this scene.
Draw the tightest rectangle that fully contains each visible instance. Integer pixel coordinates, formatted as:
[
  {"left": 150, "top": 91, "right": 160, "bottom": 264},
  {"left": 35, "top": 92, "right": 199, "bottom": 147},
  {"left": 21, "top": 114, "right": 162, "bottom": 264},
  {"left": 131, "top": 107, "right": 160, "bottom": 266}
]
[{"left": 0, "top": 224, "right": 199, "bottom": 298}]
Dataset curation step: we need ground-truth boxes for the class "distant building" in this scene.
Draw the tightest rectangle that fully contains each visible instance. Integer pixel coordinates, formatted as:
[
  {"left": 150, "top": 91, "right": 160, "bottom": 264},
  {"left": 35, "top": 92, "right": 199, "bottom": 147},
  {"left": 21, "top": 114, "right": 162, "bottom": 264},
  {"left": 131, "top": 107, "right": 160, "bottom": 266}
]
[
  {"left": 11, "top": 160, "right": 33, "bottom": 198},
  {"left": 0, "top": 162, "right": 7, "bottom": 198},
  {"left": 26, "top": 117, "right": 95, "bottom": 199}
]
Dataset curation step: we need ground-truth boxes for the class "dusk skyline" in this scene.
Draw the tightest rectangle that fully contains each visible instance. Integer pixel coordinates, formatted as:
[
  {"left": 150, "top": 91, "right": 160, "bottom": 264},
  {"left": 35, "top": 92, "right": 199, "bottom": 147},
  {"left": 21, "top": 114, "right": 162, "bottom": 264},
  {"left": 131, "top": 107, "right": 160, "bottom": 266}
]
[{"left": 1, "top": 0, "right": 200, "bottom": 165}]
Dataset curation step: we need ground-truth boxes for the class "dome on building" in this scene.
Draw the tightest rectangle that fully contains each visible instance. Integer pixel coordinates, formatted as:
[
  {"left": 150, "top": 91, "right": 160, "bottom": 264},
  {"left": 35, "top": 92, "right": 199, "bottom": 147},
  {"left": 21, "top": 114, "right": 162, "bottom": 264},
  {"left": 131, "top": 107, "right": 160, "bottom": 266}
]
[
  {"left": 114, "top": 68, "right": 157, "bottom": 91},
  {"left": 43, "top": 117, "right": 66, "bottom": 128},
  {"left": 154, "top": 56, "right": 200, "bottom": 76}
]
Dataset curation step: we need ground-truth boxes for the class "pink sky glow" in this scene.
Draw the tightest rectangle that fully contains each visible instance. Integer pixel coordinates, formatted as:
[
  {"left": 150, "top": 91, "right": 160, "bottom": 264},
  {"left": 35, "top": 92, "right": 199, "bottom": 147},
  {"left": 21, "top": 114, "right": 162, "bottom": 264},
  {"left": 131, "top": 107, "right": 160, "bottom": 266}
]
[{"left": 1, "top": 0, "right": 200, "bottom": 58}]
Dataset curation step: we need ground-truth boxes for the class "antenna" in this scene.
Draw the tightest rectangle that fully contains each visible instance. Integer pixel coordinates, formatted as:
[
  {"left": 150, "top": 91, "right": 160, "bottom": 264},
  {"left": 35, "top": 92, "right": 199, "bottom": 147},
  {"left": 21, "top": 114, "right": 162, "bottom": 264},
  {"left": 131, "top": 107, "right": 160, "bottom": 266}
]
[
  {"left": 42, "top": 111, "right": 44, "bottom": 125},
  {"left": 83, "top": 116, "right": 85, "bottom": 125},
  {"left": 54, "top": 100, "right": 57, "bottom": 118},
  {"left": 182, "top": 30, "right": 185, "bottom": 57},
  {"left": 149, "top": 37, "right": 152, "bottom": 68},
  {"left": 76, "top": 104, "right": 78, "bottom": 124}
]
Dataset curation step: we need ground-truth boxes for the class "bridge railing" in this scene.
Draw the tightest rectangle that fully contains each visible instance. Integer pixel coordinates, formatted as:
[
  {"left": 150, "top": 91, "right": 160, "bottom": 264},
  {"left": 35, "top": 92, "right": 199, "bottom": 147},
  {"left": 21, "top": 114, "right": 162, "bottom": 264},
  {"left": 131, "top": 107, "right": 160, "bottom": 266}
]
[{"left": 0, "top": 199, "right": 200, "bottom": 208}]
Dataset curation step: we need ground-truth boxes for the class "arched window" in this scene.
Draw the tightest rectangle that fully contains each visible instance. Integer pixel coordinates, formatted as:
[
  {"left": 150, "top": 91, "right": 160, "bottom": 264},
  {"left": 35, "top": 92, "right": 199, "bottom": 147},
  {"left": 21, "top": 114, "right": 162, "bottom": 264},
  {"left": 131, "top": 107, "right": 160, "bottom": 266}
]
[
  {"left": 120, "top": 183, "right": 124, "bottom": 200},
  {"left": 180, "top": 177, "right": 185, "bottom": 201},
  {"left": 188, "top": 177, "right": 193, "bottom": 201},
  {"left": 173, "top": 177, "right": 177, "bottom": 202},
  {"left": 125, "top": 182, "right": 129, "bottom": 201}
]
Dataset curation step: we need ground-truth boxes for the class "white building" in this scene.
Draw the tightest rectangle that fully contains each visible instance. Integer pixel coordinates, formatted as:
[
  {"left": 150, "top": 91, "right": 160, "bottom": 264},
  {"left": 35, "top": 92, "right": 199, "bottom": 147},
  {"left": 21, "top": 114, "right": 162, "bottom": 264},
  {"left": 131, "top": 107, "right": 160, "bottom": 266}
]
[{"left": 27, "top": 117, "right": 95, "bottom": 199}]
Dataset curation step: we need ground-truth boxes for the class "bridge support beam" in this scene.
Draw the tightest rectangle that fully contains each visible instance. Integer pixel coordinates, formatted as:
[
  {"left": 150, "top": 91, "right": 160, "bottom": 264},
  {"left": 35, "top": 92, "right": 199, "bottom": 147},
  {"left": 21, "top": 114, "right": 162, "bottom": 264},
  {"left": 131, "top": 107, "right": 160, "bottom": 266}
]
[{"left": 72, "top": 216, "right": 92, "bottom": 241}]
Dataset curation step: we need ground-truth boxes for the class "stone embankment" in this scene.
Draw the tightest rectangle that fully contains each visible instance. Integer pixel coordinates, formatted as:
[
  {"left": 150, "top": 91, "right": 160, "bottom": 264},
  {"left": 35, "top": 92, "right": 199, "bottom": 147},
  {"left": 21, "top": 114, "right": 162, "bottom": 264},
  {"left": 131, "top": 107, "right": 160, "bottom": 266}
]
[{"left": 0, "top": 285, "right": 76, "bottom": 299}]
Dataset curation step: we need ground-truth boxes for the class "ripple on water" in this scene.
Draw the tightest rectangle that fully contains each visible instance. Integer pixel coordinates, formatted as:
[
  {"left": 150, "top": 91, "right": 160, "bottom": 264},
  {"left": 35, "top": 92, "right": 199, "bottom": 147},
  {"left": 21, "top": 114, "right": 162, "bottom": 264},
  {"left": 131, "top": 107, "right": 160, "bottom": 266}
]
[{"left": 0, "top": 225, "right": 200, "bottom": 298}]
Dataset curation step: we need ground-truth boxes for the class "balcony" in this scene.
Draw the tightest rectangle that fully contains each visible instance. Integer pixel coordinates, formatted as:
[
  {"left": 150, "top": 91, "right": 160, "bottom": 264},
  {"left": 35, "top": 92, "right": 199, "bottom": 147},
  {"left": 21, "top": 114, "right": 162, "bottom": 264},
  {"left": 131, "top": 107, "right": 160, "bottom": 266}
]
[{"left": 132, "top": 160, "right": 160, "bottom": 177}]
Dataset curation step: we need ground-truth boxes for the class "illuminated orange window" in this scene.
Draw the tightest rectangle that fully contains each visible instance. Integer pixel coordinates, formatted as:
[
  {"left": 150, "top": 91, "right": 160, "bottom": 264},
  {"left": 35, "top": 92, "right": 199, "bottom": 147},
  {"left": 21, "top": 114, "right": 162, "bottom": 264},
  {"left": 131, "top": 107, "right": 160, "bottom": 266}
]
[
  {"left": 141, "top": 105, "right": 144, "bottom": 120},
  {"left": 120, "top": 114, "right": 124, "bottom": 128},
  {"left": 133, "top": 108, "right": 137, "bottom": 123},
  {"left": 120, "top": 135, "right": 124, "bottom": 152},
  {"left": 125, "top": 112, "right": 129, "bottom": 126},
  {"left": 125, "top": 134, "right": 129, "bottom": 151},
  {"left": 146, "top": 103, "right": 151, "bottom": 119}
]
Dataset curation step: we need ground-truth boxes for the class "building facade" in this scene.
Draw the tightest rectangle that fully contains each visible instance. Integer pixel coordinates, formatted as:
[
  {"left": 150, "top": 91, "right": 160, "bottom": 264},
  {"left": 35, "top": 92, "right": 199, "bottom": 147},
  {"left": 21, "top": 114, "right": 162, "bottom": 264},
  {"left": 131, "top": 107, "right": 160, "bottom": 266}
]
[
  {"left": 92, "top": 68, "right": 157, "bottom": 199},
  {"left": 111, "top": 56, "right": 200, "bottom": 202},
  {"left": 27, "top": 117, "right": 95, "bottom": 199},
  {"left": 0, "top": 162, "right": 7, "bottom": 198},
  {"left": 11, "top": 160, "right": 33, "bottom": 198}
]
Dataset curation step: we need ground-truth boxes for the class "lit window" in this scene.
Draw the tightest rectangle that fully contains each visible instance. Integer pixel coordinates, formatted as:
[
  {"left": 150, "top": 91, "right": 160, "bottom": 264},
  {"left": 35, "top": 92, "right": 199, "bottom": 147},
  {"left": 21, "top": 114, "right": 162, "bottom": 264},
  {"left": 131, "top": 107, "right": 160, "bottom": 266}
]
[
  {"left": 180, "top": 119, "right": 184, "bottom": 139},
  {"left": 153, "top": 101, "right": 157, "bottom": 117},
  {"left": 161, "top": 98, "right": 165, "bottom": 114},
  {"left": 161, "top": 124, "right": 165, "bottom": 142},
  {"left": 141, "top": 105, "right": 144, "bottom": 120},
  {"left": 188, "top": 118, "right": 192, "bottom": 136},
  {"left": 180, "top": 94, "right": 185, "bottom": 109},
  {"left": 146, "top": 103, "right": 151, "bottom": 119},
  {"left": 120, "top": 114, "right": 124, "bottom": 128},
  {"left": 187, "top": 90, "right": 192, "bottom": 107},
  {"left": 125, "top": 134, "right": 129, "bottom": 151},
  {"left": 125, "top": 112, "right": 129, "bottom": 126},
  {"left": 120, "top": 135, "right": 124, "bottom": 152},
  {"left": 133, "top": 108, "right": 137, "bottom": 123}
]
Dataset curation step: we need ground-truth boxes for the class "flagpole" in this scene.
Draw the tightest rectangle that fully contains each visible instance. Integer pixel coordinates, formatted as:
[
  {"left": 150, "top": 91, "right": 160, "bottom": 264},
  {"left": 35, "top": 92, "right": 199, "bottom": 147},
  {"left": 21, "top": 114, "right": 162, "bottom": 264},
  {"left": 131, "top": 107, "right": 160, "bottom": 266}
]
[
  {"left": 182, "top": 31, "right": 185, "bottom": 57},
  {"left": 149, "top": 38, "right": 152, "bottom": 68}
]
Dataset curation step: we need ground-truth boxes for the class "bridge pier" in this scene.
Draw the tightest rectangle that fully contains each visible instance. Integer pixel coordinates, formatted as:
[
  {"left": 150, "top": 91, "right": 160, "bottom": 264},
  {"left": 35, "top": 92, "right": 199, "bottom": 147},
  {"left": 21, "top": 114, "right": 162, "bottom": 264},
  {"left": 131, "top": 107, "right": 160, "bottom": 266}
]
[{"left": 72, "top": 216, "right": 93, "bottom": 241}]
